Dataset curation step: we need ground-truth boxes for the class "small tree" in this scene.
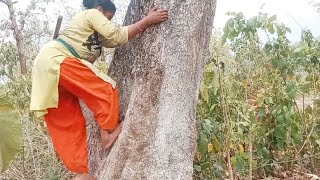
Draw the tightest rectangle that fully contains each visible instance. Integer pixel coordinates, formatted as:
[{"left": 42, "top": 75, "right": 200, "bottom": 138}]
[{"left": 0, "top": 0, "right": 26, "bottom": 74}]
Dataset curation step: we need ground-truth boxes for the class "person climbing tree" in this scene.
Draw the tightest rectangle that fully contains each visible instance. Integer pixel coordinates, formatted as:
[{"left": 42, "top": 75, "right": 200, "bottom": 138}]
[{"left": 29, "top": 0, "right": 168, "bottom": 179}]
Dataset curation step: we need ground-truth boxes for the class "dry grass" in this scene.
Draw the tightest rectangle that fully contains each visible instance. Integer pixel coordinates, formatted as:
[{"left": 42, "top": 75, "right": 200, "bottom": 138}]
[{"left": 0, "top": 115, "right": 72, "bottom": 180}]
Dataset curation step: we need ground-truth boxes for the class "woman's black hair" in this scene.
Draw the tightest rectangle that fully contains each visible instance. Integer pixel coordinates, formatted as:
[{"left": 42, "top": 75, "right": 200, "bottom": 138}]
[{"left": 83, "top": 0, "right": 116, "bottom": 13}]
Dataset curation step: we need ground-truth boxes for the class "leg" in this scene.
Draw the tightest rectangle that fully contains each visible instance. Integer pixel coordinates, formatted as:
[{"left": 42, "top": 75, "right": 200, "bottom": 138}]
[
  {"left": 59, "top": 57, "right": 121, "bottom": 131},
  {"left": 59, "top": 57, "right": 122, "bottom": 148},
  {"left": 45, "top": 85, "right": 89, "bottom": 174}
]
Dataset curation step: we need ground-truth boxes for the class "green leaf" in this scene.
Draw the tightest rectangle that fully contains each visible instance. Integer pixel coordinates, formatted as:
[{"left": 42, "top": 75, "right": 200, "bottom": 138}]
[
  {"left": 247, "top": 16, "right": 258, "bottom": 28},
  {"left": 235, "top": 155, "right": 245, "bottom": 172},
  {"left": 210, "top": 104, "right": 217, "bottom": 111},
  {"left": 260, "top": 147, "right": 270, "bottom": 158},
  {"left": 258, "top": 108, "right": 266, "bottom": 117},
  {"left": 203, "top": 121, "right": 213, "bottom": 133},
  {"left": 268, "top": 97, "right": 273, "bottom": 104},
  {"left": 228, "top": 32, "right": 235, "bottom": 40},
  {"left": 284, "top": 112, "right": 292, "bottom": 121},
  {"left": 227, "top": 19, "right": 235, "bottom": 32},
  {"left": 268, "top": 23, "right": 275, "bottom": 34},
  {"left": 0, "top": 93, "right": 12, "bottom": 107},
  {"left": 258, "top": 99, "right": 264, "bottom": 107},
  {"left": 212, "top": 135, "right": 221, "bottom": 153},
  {"left": 236, "top": 12, "right": 244, "bottom": 19},
  {"left": 268, "top": 15, "right": 277, "bottom": 23},
  {"left": 271, "top": 108, "right": 277, "bottom": 116},
  {"left": 275, "top": 126, "right": 285, "bottom": 139},
  {"left": 286, "top": 27, "right": 292, "bottom": 33},
  {"left": 0, "top": 92, "right": 22, "bottom": 172},
  {"left": 234, "top": 21, "right": 240, "bottom": 32},
  {"left": 287, "top": 90, "right": 296, "bottom": 99},
  {"left": 201, "top": 162, "right": 210, "bottom": 170},
  {"left": 292, "top": 133, "right": 302, "bottom": 144},
  {"left": 200, "top": 81, "right": 209, "bottom": 104},
  {"left": 231, "top": 156, "right": 237, "bottom": 167},
  {"left": 276, "top": 141, "right": 285, "bottom": 150},
  {"left": 223, "top": 25, "right": 229, "bottom": 34},
  {"left": 276, "top": 114, "right": 284, "bottom": 123},
  {"left": 222, "top": 34, "right": 227, "bottom": 45},
  {"left": 194, "top": 164, "right": 202, "bottom": 172},
  {"left": 198, "top": 133, "right": 208, "bottom": 157}
]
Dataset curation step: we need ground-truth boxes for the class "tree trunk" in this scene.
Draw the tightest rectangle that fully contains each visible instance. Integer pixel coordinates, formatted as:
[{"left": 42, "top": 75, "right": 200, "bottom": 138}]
[{"left": 83, "top": 0, "right": 217, "bottom": 179}]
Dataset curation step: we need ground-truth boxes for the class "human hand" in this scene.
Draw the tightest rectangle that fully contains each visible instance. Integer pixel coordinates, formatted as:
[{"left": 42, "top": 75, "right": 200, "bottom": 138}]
[{"left": 145, "top": 6, "right": 169, "bottom": 25}]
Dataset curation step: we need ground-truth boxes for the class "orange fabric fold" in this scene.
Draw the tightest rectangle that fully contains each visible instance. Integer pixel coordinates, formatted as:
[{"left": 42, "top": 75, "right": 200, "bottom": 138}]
[{"left": 44, "top": 57, "right": 120, "bottom": 173}]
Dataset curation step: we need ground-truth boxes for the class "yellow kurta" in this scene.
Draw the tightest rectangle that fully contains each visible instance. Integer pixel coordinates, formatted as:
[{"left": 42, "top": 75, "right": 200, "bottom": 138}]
[{"left": 30, "top": 9, "right": 128, "bottom": 118}]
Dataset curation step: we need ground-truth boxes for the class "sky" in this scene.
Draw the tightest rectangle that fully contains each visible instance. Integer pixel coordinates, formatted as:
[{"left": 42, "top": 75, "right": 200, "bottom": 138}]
[
  {"left": 214, "top": 0, "right": 320, "bottom": 41},
  {"left": 0, "top": 0, "right": 319, "bottom": 42}
]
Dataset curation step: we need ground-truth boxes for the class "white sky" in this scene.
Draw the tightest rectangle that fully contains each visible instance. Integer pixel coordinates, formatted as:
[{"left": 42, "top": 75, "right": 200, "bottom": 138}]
[
  {"left": 214, "top": 0, "right": 320, "bottom": 41},
  {"left": 0, "top": 0, "right": 319, "bottom": 42}
]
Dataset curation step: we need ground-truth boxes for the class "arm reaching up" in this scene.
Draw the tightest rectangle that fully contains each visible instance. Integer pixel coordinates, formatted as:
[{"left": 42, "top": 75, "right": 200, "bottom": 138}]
[{"left": 128, "top": 6, "right": 169, "bottom": 40}]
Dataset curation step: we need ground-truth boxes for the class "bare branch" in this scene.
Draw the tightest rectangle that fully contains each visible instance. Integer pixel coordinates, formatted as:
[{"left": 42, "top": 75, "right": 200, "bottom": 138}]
[
  {"left": 1, "top": 0, "right": 27, "bottom": 73},
  {"left": 0, "top": 0, "right": 8, "bottom": 5}
]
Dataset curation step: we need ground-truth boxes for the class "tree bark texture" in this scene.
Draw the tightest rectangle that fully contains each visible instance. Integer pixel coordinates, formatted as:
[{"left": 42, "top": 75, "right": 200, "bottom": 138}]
[{"left": 82, "top": 0, "right": 217, "bottom": 179}]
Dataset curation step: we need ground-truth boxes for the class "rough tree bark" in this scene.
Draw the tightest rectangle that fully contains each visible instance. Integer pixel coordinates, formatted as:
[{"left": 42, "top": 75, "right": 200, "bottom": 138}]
[
  {"left": 82, "top": 0, "right": 217, "bottom": 179},
  {"left": 0, "top": 0, "right": 27, "bottom": 74}
]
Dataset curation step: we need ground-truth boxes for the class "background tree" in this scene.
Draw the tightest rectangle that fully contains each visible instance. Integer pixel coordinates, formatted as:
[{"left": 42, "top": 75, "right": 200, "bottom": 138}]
[
  {"left": 0, "top": 0, "right": 77, "bottom": 75},
  {"left": 310, "top": 0, "right": 320, "bottom": 13},
  {"left": 0, "top": 0, "right": 27, "bottom": 74}
]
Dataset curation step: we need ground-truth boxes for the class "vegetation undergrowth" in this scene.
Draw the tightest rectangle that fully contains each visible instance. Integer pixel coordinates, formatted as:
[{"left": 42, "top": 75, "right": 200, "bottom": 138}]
[{"left": 194, "top": 12, "right": 320, "bottom": 179}]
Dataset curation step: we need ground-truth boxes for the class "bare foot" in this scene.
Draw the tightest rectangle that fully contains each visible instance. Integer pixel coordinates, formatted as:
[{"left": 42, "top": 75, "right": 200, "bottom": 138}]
[
  {"left": 100, "top": 123, "right": 123, "bottom": 149},
  {"left": 74, "top": 173, "right": 96, "bottom": 180}
]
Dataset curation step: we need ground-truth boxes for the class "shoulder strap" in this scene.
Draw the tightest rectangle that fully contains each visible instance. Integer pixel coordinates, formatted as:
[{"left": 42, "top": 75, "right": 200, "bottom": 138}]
[{"left": 55, "top": 38, "right": 81, "bottom": 58}]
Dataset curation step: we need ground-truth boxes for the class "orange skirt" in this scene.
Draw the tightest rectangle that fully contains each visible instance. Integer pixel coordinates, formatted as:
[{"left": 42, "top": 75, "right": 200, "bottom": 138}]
[{"left": 44, "top": 57, "right": 120, "bottom": 173}]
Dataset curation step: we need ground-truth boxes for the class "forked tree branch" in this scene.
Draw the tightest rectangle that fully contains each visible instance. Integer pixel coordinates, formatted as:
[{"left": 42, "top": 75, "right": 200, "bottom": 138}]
[{"left": 0, "top": 0, "right": 8, "bottom": 5}]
